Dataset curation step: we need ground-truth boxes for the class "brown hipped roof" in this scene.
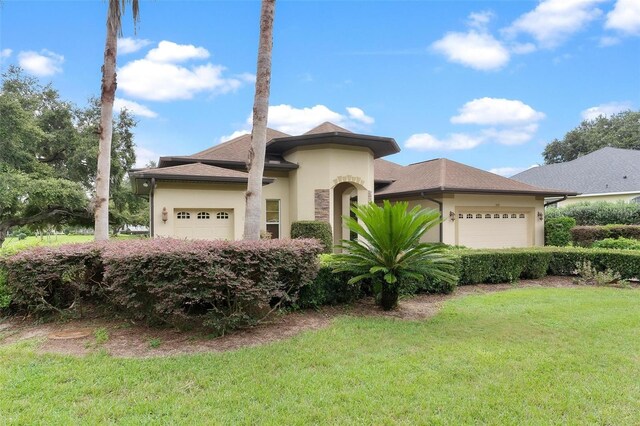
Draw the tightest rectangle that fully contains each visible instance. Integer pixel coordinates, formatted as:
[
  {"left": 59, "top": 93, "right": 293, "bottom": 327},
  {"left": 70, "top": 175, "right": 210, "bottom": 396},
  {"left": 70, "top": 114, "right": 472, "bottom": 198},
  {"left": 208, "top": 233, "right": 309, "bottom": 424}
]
[
  {"left": 374, "top": 158, "right": 576, "bottom": 197},
  {"left": 190, "top": 128, "right": 291, "bottom": 162},
  {"left": 304, "top": 122, "right": 353, "bottom": 135},
  {"left": 131, "top": 162, "right": 273, "bottom": 183}
]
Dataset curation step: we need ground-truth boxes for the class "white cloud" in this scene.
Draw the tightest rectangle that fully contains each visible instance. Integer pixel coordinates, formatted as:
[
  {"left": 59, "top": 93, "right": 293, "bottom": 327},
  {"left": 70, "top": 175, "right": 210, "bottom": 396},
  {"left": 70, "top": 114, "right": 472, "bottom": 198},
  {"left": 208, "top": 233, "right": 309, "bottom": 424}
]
[
  {"left": 118, "top": 41, "right": 250, "bottom": 101},
  {"left": 146, "top": 40, "right": 210, "bottom": 63},
  {"left": 468, "top": 11, "right": 495, "bottom": 30},
  {"left": 489, "top": 165, "right": 538, "bottom": 177},
  {"left": 432, "top": 31, "right": 510, "bottom": 71},
  {"left": 117, "top": 37, "right": 152, "bottom": 54},
  {"left": 114, "top": 98, "right": 158, "bottom": 118},
  {"left": 405, "top": 133, "right": 484, "bottom": 151},
  {"left": 346, "top": 107, "right": 375, "bottom": 125},
  {"left": 0, "top": 48, "right": 12, "bottom": 59},
  {"left": 17, "top": 49, "right": 64, "bottom": 76},
  {"left": 599, "top": 36, "right": 621, "bottom": 46},
  {"left": 605, "top": 0, "right": 640, "bottom": 35},
  {"left": 581, "top": 101, "right": 633, "bottom": 120},
  {"left": 481, "top": 124, "right": 540, "bottom": 145},
  {"left": 510, "top": 42, "right": 537, "bottom": 54},
  {"left": 134, "top": 146, "right": 161, "bottom": 168},
  {"left": 451, "top": 97, "right": 545, "bottom": 125},
  {"left": 504, "top": 0, "right": 605, "bottom": 48},
  {"left": 219, "top": 104, "right": 376, "bottom": 141}
]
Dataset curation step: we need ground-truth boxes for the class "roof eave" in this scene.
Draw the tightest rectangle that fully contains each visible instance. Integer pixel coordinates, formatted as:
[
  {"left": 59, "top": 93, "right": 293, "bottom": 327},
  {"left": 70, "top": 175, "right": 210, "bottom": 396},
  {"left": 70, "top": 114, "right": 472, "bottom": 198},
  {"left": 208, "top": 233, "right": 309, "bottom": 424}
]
[
  {"left": 268, "top": 133, "right": 401, "bottom": 159},
  {"left": 375, "top": 187, "right": 578, "bottom": 198},
  {"left": 158, "top": 156, "right": 299, "bottom": 170}
]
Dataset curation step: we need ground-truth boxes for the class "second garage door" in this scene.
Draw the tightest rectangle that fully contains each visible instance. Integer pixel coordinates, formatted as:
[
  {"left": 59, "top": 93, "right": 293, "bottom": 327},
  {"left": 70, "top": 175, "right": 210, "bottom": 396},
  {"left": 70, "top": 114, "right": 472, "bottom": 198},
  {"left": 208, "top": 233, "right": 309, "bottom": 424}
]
[
  {"left": 174, "top": 209, "right": 234, "bottom": 240},
  {"left": 457, "top": 211, "right": 531, "bottom": 249}
]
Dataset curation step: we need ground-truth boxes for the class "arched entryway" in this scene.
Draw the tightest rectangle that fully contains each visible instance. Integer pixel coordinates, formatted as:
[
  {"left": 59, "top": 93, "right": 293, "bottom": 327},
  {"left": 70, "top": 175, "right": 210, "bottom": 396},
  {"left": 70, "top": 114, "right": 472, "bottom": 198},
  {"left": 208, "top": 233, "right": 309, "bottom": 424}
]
[{"left": 332, "top": 181, "right": 369, "bottom": 249}]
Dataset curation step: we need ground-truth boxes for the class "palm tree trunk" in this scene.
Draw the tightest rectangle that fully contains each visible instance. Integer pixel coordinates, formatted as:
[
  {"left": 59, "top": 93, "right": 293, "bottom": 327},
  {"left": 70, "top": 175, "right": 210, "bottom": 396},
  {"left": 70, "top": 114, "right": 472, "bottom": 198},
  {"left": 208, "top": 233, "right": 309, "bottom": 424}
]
[
  {"left": 244, "top": 0, "right": 276, "bottom": 240},
  {"left": 94, "top": 3, "right": 119, "bottom": 241}
]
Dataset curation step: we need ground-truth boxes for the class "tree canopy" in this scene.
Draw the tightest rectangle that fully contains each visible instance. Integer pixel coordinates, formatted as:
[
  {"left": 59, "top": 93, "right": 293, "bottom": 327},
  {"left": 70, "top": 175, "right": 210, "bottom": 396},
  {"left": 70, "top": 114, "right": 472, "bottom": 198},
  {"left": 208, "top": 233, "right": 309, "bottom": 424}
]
[
  {"left": 543, "top": 110, "right": 640, "bottom": 164},
  {"left": 0, "top": 66, "right": 147, "bottom": 246}
]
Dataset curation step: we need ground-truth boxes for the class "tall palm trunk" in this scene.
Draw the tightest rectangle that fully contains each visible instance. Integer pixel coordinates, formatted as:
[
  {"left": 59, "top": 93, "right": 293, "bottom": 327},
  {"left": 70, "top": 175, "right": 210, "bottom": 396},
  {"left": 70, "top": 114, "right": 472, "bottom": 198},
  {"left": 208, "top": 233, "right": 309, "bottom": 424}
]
[
  {"left": 94, "top": 0, "right": 139, "bottom": 241},
  {"left": 244, "top": 0, "right": 276, "bottom": 240}
]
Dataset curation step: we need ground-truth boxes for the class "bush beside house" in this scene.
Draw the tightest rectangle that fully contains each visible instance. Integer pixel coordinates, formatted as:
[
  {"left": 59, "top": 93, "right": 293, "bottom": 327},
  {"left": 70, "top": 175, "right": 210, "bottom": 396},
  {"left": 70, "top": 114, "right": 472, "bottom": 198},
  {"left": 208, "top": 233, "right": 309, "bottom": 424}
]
[
  {"left": 571, "top": 225, "right": 640, "bottom": 247},
  {"left": 545, "top": 201, "right": 640, "bottom": 226},
  {"left": 291, "top": 221, "right": 333, "bottom": 253},
  {"left": 545, "top": 217, "right": 576, "bottom": 246}
]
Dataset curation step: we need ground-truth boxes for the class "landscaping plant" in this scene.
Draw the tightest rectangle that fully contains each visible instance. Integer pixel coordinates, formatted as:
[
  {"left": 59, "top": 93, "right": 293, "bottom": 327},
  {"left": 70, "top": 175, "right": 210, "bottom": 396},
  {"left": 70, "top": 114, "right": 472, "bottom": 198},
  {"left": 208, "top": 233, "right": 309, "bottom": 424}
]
[{"left": 331, "top": 201, "right": 457, "bottom": 310}]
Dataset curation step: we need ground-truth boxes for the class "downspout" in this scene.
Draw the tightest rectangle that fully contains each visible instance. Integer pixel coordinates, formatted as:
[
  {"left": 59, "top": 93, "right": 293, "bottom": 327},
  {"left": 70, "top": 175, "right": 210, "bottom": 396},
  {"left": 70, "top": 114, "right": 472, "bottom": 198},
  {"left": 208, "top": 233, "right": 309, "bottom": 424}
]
[
  {"left": 421, "top": 192, "right": 443, "bottom": 243},
  {"left": 149, "top": 178, "right": 156, "bottom": 238},
  {"left": 544, "top": 195, "right": 567, "bottom": 208}
]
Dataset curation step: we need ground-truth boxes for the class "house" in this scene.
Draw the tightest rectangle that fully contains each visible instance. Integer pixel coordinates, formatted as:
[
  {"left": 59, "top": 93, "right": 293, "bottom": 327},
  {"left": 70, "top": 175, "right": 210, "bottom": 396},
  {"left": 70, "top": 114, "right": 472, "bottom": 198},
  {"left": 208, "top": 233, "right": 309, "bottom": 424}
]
[
  {"left": 131, "top": 122, "right": 572, "bottom": 249},
  {"left": 512, "top": 147, "right": 640, "bottom": 207}
]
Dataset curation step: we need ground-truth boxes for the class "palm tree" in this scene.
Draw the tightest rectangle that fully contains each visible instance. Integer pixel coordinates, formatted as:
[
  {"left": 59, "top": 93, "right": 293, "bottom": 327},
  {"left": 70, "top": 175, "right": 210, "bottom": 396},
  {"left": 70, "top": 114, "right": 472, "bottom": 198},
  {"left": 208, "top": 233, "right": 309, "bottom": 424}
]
[
  {"left": 244, "top": 0, "right": 276, "bottom": 240},
  {"left": 94, "top": 0, "right": 139, "bottom": 241},
  {"left": 332, "top": 201, "right": 458, "bottom": 310}
]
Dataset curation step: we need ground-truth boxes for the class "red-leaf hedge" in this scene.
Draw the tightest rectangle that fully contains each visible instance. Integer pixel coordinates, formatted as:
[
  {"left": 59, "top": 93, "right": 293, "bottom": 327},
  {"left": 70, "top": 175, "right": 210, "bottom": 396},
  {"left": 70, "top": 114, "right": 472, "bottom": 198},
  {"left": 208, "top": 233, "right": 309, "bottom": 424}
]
[
  {"left": 1, "top": 238, "right": 323, "bottom": 334},
  {"left": 101, "top": 238, "right": 322, "bottom": 333}
]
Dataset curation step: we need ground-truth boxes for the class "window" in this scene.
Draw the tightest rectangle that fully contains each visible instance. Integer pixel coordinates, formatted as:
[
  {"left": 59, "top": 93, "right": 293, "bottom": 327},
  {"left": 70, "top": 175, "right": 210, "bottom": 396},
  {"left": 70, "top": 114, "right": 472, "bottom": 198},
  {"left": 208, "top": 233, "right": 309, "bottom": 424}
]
[
  {"left": 266, "top": 199, "right": 280, "bottom": 239},
  {"left": 216, "top": 211, "right": 229, "bottom": 220},
  {"left": 476, "top": 214, "right": 482, "bottom": 219},
  {"left": 466, "top": 214, "right": 473, "bottom": 219},
  {"left": 485, "top": 214, "right": 491, "bottom": 219},
  {"left": 519, "top": 213, "right": 525, "bottom": 218},
  {"left": 458, "top": 213, "right": 464, "bottom": 219},
  {"left": 176, "top": 211, "right": 190, "bottom": 220},
  {"left": 197, "top": 212, "right": 210, "bottom": 220},
  {"left": 503, "top": 214, "right": 509, "bottom": 219},
  {"left": 494, "top": 214, "right": 500, "bottom": 218},
  {"left": 511, "top": 214, "right": 517, "bottom": 218}
]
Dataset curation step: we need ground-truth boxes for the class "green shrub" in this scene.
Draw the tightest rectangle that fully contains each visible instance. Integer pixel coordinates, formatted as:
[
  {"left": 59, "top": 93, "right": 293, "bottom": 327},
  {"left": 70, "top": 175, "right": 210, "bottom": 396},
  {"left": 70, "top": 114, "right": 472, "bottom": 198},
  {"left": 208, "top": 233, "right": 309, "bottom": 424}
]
[
  {"left": 297, "top": 266, "right": 364, "bottom": 308},
  {"left": 291, "top": 221, "right": 333, "bottom": 253},
  {"left": 545, "top": 201, "right": 640, "bottom": 226},
  {"left": 592, "top": 237, "right": 640, "bottom": 250},
  {"left": 545, "top": 217, "right": 576, "bottom": 246},
  {"left": 571, "top": 225, "right": 640, "bottom": 246},
  {"left": 0, "top": 268, "right": 10, "bottom": 310}
]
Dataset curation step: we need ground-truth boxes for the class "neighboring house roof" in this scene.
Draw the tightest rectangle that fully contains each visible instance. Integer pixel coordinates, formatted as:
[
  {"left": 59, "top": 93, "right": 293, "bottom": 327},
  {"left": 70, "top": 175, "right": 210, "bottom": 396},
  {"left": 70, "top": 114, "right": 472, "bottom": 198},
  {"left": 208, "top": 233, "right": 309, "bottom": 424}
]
[
  {"left": 374, "top": 158, "right": 406, "bottom": 183},
  {"left": 374, "top": 158, "right": 574, "bottom": 197},
  {"left": 511, "top": 147, "right": 640, "bottom": 195},
  {"left": 130, "top": 163, "right": 273, "bottom": 194}
]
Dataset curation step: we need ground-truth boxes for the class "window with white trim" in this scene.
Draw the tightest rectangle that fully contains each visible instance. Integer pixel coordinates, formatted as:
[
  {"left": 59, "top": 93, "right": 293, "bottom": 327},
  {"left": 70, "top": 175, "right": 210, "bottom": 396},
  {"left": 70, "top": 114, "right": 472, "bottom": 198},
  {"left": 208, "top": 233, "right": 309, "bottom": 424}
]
[
  {"left": 197, "top": 212, "right": 210, "bottom": 220},
  {"left": 266, "top": 199, "right": 280, "bottom": 239},
  {"left": 176, "top": 211, "right": 190, "bottom": 219},
  {"left": 216, "top": 211, "right": 229, "bottom": 220}
]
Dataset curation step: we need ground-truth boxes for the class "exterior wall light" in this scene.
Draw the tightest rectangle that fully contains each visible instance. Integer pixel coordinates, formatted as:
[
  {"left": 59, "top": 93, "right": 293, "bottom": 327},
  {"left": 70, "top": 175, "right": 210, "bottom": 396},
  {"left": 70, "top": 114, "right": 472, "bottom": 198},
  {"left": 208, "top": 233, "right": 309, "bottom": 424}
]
[
  {"left": 537, "top": 211, "right": 544, "bottom": 221},
  {"left": 449, "top": 211, "right": 456, "bottom": 221},
  {"left": 162, "top": 207, "right": 168, "bottom": 224}
]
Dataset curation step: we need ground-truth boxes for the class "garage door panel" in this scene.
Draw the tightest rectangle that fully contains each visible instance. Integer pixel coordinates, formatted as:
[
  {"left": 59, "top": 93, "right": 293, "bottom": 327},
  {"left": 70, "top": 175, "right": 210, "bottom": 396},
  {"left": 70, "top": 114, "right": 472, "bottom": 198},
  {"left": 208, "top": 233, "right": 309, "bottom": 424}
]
[
  {"left": 457, "top": 210, "right": 530, "bottom": 249},
  {"left": 174, "top": 209, "right": 234, "bottom": 241}
]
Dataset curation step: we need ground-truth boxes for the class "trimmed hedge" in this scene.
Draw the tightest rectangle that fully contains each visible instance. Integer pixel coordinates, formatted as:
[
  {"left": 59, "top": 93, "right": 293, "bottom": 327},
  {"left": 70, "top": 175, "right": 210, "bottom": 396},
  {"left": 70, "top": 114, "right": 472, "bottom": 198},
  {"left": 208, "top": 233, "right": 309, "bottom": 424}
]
[
  {"left": 545, "top": 201, "right": 640, "bottom": 226},
  {"left": 1, "top": 239, "right": 323, "bottom": 334},
  {"left": 291, "top": 221, "right": 333, "bottom": 253},
  {"left": 545, "top": 217, "right": 576, "bottom": 246},
  {"left": 571, "top": 225, "right": 640, "bottom": 247},
  {"left": 1, "top": 243, "right": 103, "bottom": 315},
  {"left": 455, "top": 247, "right": 640, "bottom": 284}
]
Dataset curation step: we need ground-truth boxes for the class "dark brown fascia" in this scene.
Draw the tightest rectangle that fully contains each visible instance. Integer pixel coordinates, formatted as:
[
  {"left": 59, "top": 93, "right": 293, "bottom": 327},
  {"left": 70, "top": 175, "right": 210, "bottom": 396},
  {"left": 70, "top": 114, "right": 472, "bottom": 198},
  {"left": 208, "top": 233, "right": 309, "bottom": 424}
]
[
  {"left": 375, "top": 187, "right": 579, "bottom": 199},
  {"left": 267, "top": 132, "right": 401, "bottom": 159},
  {"left": 158, "top": 156, "right": 299, "bottom": 170}
]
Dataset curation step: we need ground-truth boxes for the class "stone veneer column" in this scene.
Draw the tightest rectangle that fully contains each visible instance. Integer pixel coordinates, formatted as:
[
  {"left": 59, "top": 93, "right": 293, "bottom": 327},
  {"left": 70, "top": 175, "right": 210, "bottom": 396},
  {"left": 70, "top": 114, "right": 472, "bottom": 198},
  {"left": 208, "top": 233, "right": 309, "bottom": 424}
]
[{"left": 314, "top": 189, "right": 330, "bottom": 221}]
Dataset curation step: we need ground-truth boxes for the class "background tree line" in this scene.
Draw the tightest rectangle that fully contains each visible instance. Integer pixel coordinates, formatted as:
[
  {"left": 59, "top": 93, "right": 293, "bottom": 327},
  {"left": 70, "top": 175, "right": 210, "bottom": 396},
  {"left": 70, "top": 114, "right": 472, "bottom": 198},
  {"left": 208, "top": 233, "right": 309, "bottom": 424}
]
[
  {"left": 543, "top": 110, "right": 640, "bottom": 164},
  {"left": 0, "top": 66, "right": 147, "bottom": 247}
]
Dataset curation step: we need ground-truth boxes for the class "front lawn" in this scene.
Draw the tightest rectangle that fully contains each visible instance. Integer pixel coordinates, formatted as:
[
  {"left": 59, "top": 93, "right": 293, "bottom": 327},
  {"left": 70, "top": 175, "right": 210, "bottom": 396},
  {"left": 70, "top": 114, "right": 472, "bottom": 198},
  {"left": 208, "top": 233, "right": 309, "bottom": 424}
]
[{"left": 1, "top": 287, "right": 639, "bottom": 424}]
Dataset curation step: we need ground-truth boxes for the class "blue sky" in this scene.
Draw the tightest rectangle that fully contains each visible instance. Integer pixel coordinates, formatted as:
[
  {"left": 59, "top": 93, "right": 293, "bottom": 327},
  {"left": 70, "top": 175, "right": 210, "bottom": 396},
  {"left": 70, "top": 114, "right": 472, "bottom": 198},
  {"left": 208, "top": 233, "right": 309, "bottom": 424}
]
[{"left": 2, "top": 0, "right": 639, "bottom": 176}]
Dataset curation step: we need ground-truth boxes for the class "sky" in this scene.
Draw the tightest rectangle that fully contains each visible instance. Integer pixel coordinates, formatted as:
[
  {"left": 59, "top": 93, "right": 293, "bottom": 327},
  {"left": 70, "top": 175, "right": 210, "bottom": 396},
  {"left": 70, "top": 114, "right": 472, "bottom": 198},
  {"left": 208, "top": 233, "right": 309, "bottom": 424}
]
[{"left": 1, "top": 0, "right": 639, "bottom": 176}]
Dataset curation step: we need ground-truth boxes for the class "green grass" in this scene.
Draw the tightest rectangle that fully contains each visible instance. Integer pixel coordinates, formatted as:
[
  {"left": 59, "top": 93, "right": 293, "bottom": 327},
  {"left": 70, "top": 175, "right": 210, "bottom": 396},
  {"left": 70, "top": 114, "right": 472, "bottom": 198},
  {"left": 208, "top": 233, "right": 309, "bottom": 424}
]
[
  {"left": 1, "top": 287, "right": 639, "bottom": 424},
  {"left": 0, "top": 234, "right": 143, "bottom": 256}
]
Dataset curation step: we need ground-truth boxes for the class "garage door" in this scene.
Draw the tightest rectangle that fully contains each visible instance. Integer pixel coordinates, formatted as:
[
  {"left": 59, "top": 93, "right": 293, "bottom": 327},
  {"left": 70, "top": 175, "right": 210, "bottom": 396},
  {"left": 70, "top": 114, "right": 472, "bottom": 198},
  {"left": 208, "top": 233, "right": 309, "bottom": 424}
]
[
  {"left": 457, "top": 211, "right": 530, "bottom": 249},
  {"left": 174, "top": 209, "right": 234, "bottom": 240}
]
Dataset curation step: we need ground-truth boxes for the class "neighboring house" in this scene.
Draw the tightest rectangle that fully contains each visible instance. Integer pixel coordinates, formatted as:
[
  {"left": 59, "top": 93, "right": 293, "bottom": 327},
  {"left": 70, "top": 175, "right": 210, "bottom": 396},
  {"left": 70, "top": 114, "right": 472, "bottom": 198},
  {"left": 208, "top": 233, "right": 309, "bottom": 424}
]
[
  {"left": 512, "top": 147, "right": 640, "bottom": 207},
  {"left": 131, "top": 122, "right": 571, "bottom": 249}
]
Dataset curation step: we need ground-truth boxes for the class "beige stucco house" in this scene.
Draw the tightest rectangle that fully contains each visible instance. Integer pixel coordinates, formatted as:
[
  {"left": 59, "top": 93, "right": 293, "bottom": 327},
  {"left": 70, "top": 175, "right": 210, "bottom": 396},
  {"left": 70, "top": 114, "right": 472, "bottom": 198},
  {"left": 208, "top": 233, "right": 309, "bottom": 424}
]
[{"left": 131, "top": 122, "right": 571, "bottom": 249}]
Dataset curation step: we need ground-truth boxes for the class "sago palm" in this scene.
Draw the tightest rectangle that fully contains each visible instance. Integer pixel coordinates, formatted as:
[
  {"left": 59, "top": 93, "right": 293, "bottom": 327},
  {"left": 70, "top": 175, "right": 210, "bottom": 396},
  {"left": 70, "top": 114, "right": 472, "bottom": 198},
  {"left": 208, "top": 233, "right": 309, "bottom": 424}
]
[{"left": 332, "top": 200, "right": 457, "bottom": 310}]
